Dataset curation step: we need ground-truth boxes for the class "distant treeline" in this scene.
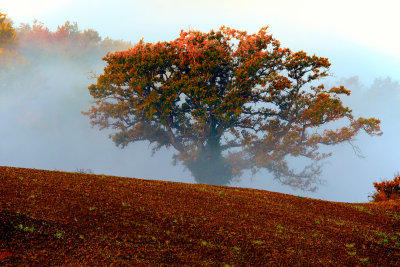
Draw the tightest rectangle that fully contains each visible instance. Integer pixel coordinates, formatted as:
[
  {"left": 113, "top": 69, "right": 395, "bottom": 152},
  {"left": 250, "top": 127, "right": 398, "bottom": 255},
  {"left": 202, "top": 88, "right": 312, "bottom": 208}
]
[
  {"left": 1, "top": 12, "right": 133, "bottom": 68},
  {"left": 0, "top": 12, "right": 134, "bottom": 98},
  {"left": 17, "top": 20, "right": 132, "bottom": 60}
]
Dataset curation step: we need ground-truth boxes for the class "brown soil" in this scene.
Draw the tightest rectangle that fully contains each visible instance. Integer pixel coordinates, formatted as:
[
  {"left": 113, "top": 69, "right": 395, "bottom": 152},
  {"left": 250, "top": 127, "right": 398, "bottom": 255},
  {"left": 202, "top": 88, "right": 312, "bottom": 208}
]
[{"left": 1, "top": 166, "right": 399, "bottom": 266}]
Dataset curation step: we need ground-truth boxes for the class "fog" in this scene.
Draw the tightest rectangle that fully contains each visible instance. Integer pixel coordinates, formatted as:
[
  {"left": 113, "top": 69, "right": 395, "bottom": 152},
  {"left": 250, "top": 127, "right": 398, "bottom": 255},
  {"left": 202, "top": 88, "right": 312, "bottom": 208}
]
[
  {"left": 1, "top": 52, "right": 193, "bottom": 184},
  {"left": 233, "top": 76, "right": 400, "bottom": 203},
  {"left": 2, "top": 44, "right": 399, "bottom": 204},
  {"left": 2, "top": 2, "right": 400, "bottom": 203}
]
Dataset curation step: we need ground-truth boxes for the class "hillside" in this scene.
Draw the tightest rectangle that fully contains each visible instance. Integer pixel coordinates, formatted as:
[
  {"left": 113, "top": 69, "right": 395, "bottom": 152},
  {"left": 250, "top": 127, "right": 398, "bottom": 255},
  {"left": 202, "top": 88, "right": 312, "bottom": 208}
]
[{"left": 1, "top": 166, "right": 399, "bottom": 266}]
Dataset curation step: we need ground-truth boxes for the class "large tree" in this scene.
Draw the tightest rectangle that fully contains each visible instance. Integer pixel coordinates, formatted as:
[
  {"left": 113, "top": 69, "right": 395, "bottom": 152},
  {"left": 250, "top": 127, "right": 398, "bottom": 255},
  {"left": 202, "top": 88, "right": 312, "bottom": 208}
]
[{"left": 83, "top": 26, "right": 381, "bottom": 191}]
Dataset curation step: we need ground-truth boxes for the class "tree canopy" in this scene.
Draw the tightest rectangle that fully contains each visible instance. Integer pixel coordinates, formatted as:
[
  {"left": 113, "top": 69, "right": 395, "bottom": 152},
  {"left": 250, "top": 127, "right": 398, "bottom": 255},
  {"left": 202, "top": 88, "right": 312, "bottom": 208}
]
[
  {"left": 0, "top": 12, "right": 18, "bottom": 65},
  {"left": 0, "top": 12, "right": 16, "bottom": 45},
  {"left": 84, "top": 26, "right": 382, "bottom": 191}
]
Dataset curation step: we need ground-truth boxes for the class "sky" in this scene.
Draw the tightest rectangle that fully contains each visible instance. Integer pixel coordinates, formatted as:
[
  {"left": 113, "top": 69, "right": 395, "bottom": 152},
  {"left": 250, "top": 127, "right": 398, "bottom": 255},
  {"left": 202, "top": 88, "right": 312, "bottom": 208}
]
[{"left": 1, "top": 0, "right": 400, "bottom": 203}]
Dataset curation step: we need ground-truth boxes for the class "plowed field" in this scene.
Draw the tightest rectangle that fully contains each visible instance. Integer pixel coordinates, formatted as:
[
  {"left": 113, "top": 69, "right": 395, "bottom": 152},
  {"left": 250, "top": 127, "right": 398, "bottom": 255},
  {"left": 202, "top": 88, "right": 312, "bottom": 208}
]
[{"left": 1, "top": 166, "right": 399, "bottom": 266}]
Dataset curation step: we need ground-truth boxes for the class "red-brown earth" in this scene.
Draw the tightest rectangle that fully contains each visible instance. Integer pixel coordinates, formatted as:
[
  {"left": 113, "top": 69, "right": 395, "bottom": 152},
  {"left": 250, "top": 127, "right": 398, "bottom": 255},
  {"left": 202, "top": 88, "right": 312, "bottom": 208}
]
[{"left": 1, "top": 166, "right": 399, "bottom": 266}]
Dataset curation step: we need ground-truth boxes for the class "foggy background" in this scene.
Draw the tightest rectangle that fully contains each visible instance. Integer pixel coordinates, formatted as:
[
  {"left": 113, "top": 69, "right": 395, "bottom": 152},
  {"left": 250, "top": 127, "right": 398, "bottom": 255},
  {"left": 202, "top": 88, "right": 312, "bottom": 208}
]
[{"left": 1, "top": 0, "right": 400, "bottom": 203}]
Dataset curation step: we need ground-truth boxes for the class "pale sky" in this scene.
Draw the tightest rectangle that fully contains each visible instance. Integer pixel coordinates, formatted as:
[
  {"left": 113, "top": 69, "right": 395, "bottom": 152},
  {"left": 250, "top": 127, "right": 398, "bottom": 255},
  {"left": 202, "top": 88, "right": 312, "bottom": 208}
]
[{"left": 1, "top": 0, "right": 400, "bottom": 203}]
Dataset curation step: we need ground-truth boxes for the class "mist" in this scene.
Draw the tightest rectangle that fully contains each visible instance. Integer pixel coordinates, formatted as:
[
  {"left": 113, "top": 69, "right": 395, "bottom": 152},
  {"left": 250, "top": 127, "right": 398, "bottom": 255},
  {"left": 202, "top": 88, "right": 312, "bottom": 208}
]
[
  {"left": 0, "top": 55, "right": 194, "bottom": 184},
  {"left": 2, "top": 16, "right": 400, "bottom": 204},
  {"left": 0, "top": 20, "right": 195, "bottom": 184},
  {"left": 232, "top": 76, "right": 400, "bottom": 203}
]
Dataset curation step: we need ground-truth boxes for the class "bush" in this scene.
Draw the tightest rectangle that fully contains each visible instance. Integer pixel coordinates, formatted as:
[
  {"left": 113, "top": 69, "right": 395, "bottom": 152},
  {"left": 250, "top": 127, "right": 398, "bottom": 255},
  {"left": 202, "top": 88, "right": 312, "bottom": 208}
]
[{"left": 369, "top": 174, "right": 400, "bottom": 202}]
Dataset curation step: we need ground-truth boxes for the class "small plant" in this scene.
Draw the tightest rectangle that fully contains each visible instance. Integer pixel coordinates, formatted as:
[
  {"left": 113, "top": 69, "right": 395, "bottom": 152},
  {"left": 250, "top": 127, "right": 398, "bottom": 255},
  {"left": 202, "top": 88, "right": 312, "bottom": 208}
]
[
  {"left": 25, "top": 226, "right": 35, "bottom": 233},
  {"left": 352, "top": 205, "right": 373, "bottom": 215},
  {"left": 345, "top": 243, "right": 355, "bottom": 248},
  {"left": 386, "top": 211, "right": 400, "bottom": 220},
  {"left": 198, "top": 187, "right": 209, "bottom": 192},
  {"left": 375, "top": 232, "right": 388, "bottom": 239},
  {"left": 121, "top": 202, "right": 131, "bottom": 207},
  {"left": 54, "top": 230, "right": 64, "bottom": 239},
  {"left": 17, "top": 224, "right": 35, "bottom": 233},
  {"left": 200, "top": 240, "right": 215, "bottom": 248}
]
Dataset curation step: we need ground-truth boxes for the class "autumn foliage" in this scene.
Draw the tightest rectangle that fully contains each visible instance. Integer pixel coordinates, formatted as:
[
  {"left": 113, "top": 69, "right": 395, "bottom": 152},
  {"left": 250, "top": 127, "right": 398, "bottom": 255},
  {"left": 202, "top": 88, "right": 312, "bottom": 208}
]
[
  {"left": 0, "top": 12, "right": 16, "bottom": 48},
  {"left": 0, "top": 14, "right": 132, "bottom": 71},
  {"left": 16, "top": 20, "right": 131, "bottom": 61},
  {"left": 370, "top": 176, "right": 400, "bottom": 202},
  {"left": 84, "top": 26, "right": 382, "bottom": 191},
  {"left": 0, "top": 12, "right": 20, "bottom": 66},
  {"left": 0, "top": 14, "right": 132, "bottom": 104}
]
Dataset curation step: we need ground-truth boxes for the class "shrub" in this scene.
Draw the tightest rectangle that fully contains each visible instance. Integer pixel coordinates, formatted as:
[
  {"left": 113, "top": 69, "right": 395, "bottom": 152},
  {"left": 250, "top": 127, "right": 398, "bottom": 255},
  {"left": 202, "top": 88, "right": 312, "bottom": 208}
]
[{"left": 369, "top": 175, "right": 400, "bottom": 202}]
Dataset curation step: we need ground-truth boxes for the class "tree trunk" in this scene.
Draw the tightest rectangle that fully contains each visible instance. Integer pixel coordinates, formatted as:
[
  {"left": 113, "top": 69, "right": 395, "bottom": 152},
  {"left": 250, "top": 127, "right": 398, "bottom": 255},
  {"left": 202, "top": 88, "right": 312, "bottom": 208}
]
[{"left": 185, "top": 135, "right": 234, "bottom": 186}]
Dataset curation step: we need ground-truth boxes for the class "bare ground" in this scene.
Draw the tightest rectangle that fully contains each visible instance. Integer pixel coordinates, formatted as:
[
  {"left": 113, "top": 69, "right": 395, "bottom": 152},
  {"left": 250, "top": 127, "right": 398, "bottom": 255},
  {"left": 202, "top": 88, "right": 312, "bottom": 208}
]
[{"left": 1, "top": 166, "right": 399, "bottom": 266}]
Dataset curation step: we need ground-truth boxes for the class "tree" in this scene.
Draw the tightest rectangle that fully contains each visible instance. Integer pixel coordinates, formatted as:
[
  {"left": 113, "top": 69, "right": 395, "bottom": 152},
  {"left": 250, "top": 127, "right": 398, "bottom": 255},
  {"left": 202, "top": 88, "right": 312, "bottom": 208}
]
[
  {"left": 16, "top": 20, "right": 132, "bottom": 61},
  {"left": 0, "top": 12, "right": 16, "bottom": 48},
  {"left": 83, "top": 26, "right": 382, "bottom": 191},
  {"left": 0, "top": 12, "right": 18, "bottom": 65}
]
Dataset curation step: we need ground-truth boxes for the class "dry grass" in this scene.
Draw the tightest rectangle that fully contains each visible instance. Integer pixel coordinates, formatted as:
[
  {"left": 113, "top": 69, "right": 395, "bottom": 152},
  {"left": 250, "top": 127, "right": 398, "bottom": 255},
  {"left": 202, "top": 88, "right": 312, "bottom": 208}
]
[{"left": 1, "top": 166, "right": 400, "bottom": 266}]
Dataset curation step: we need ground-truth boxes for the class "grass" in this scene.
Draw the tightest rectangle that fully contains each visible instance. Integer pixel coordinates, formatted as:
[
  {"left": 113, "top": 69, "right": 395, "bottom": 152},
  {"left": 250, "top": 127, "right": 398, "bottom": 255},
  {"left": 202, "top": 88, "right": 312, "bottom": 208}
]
[{"left": 1, "top": 166, "right": 400, "bottom": 266}]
